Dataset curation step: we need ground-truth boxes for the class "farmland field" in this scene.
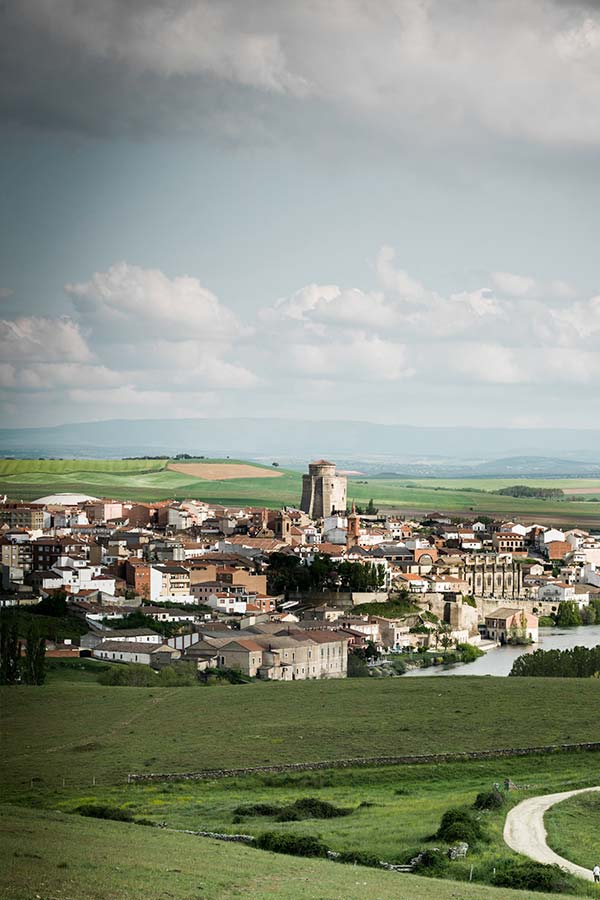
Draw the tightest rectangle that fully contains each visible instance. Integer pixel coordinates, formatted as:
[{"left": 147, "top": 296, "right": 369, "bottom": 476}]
[
  {"left": 167, "top": 461, "right": 283, "bottom": 479},
  {"left": 1, "top": 458, "right": 599, "bottom": 522}
]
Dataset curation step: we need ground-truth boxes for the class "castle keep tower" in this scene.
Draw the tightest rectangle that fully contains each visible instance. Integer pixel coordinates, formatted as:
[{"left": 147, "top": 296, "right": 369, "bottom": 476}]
[{"left": 300, "top": 460, "right": 347, "bottom": 519}]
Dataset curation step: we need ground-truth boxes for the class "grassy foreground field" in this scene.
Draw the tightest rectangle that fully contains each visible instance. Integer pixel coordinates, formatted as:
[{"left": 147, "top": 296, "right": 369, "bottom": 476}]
[
  {"left": 2, "top": 678, "right": 600, "bottom": 899},
  {"left": 0, "top": 804, "right": 564, "bottom": 900},
  {"left": 1, "top": 457, "right": 599, "bottom": 522},
  {"left": 544, "top": 791, "right": 600, "bottom": 870},
  {"left": 53, "top": 752, "right": 600, "bottom": 869},
  {"left": 2, "top": 678, "right": 600, "bottom": 800}
]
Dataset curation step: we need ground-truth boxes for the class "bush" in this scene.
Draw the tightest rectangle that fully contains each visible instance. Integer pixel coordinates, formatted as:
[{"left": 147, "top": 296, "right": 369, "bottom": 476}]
[
  {"left": 255, "top": 831, "right": 329, "bottom": 858},
  {"left": 288, "top": 797, "right": 351, "bottom": 819},
  {"left": 458, "top": 643, "right": 484, "bottom": 663},
  {"left": 473, "top": 789, "right": 504, "bottom": 810},
  {"left": 235, "top": 797, "right": 351, "bottom": 821},
  {"left": 336, "top": 849, "right": 381, "bottom": 868},
  {"left": 435, "top": 807, "right": 486, "bottom": 844},
  {"left": 234, "top": 803, "right": 281, "bottom": 817},
  {"left": 97, "top": 664, "right": 159, "bottom": 687},
  {"left": 493, "top": 860, "right": 577, "bottom": 893},
  {"left": 411, "top": 849, "right": 449, "bottom": 874},
  {"left": 76, "top": 804, "right": 133, "bottom": 822}
]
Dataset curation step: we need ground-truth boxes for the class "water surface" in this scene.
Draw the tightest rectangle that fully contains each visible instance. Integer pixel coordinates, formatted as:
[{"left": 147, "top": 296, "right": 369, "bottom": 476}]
[{"left": 403, "top": 624, "right": 600, "bottom": 677}]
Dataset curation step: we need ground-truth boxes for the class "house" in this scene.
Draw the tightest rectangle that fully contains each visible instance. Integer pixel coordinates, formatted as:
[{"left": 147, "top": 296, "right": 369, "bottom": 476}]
[
  {"left": 484, "top": 608, "right": 538, "bottom": 643},
  {"left": 537, "top": 582, "right": 590, "bottom": 608},
  {"left": 98, "top": 628, "right": 164, "bottom": 643},
  {"left": 184, "top": 628, "right": 349, "bottom": 680},
  {"left": 543, "top": 541, "right": 572, "bottom": 561},
  {"left": 492, "top": 532, "right": 526, "bottom": 553},
  {"left": 142, "top": 606, "right": 199, "bottom": 624},
  {"left": 149, "top": 565, "right": 194, "bottom": 604},
  {"left": 93, "top": 640, "right": 181, "bottom": 666},
  {"left": 428, "top": 574, "right": 469, "bottom": 594},
  {"left": 395, "top": 573, "right": 429, "bottom": 593}
]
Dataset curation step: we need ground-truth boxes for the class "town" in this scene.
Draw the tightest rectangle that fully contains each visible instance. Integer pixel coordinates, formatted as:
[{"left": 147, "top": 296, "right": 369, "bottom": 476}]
[{"left": 2, "top": 458, "right": 599, "bottom": 682}]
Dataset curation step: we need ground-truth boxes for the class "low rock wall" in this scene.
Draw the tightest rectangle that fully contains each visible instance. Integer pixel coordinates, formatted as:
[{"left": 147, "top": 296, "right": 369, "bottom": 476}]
[{"left": 128, "top": 741, "right": 600, "bottom": 784}]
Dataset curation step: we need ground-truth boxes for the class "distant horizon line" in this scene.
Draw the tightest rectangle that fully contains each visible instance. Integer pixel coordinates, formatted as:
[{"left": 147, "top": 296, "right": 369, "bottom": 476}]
[{"left": 1, "top": 415, "right": 599, "bottom": 435}]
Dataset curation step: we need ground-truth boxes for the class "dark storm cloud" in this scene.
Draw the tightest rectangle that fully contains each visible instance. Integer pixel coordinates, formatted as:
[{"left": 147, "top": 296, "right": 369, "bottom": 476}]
[{"left": 1, "top": 0, "right": 600, "bottom": 145}]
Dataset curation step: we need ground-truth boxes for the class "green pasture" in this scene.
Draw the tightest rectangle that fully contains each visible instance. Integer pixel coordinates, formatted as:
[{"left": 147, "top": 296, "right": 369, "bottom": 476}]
[
  {"left": 1, "top": 457, "right": 599, "bottom": 521},
  {"left": 2, "top": 677, "right": 600, "bottom": 801},
  {"left": 0, "top": 803, "right": 563, "bottom": 900},
  {"left": 2, "top": 677, "right": 600, "bottom": 899},
  {"left": 545, "top": 791, "right": 600, "bottom": 870},
  {"left": 0, "top": 457, "right": 167, "bottom": 476},
  {"left": 51, "top": 753, "right": 599, "bottom": 883}
]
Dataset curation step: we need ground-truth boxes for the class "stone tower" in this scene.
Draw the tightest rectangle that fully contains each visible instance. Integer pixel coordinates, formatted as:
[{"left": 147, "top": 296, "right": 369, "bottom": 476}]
[
  {"left": 300, "top": 460, "right": 347, "bottom": 519},
  {"left": 346, "top": 501, "right": 361, "bottom": 549}
]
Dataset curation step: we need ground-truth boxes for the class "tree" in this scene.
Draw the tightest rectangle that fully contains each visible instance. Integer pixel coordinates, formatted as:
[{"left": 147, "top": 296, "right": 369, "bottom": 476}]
[
  {"left": 22, "top": 622, "right": 46, "bottom": 685},
  {"left": 365, "top": 498, "right": 378, "bottom": 515},
  {"left": 32, "top": 592, "right": 68, "bottom": 617},
  {"left": 0, "top": 616, "right": 21, "bottom": 685},
  {"left": 347, "top": 652, "right": 369, "bottom": 677},
  {"left": 555, "top": 601, "right": 582, "bottom": 628}
]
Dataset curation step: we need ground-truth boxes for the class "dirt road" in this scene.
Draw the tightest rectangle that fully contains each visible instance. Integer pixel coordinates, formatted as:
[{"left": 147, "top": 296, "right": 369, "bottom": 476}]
[{"left": 503, "top": 786, "right": 600, "bottom": 882}]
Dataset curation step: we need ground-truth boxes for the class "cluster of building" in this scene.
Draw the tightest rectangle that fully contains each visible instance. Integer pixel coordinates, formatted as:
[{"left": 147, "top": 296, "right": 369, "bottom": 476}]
[{"left": 2, "top": 459, "right": 599, "bottom": 679}]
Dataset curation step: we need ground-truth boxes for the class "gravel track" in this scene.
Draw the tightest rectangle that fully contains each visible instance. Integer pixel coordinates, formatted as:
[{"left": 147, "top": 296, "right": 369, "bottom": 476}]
[{"left": 503, "top": 786, "right": 600, "bottom": 882}]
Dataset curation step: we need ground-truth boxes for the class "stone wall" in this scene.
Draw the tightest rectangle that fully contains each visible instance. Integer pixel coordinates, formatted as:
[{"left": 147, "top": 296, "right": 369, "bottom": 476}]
[{"left": 129, "top": 741, "right": 600, "bottom": 783}]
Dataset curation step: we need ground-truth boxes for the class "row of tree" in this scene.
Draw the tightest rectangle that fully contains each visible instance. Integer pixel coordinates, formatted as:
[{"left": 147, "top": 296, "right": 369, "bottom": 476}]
[
  {"left": 509, "top": 644, "right": 600, "bottom": 677},
  {"left": 267, "top": 553, "right": 385, "bottom": 595}
]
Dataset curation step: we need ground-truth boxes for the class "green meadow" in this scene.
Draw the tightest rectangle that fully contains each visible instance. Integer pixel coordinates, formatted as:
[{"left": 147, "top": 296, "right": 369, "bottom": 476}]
[
  {"left": 1, "top": 457, "right": 599, "bottom": 522},
  {"left": 2, "top": 677, "right": 599, "bottom": 899},
  {"left": 0, "top": 803, "right": 567, "bottom": 900},
  {"left": 2, "top": 677, "right": 600, "bottom": 799},
  {"left": 47, "top": 752, "right": 599, "bottom": 890},
  {"left": 544, "top": 791, "right": 600, "bottom": 870}
]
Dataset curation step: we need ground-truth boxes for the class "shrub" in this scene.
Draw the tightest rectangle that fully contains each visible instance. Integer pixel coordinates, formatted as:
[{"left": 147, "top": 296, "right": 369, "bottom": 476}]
[
  {"left": 336, "top": 849, "right": 381, "bottom": 868},
  {"left": 76, "top": 804, "right": 133, "bottom": 822},
  {"left": 97, "top": 664, "right": 159, "bottom": 687},
  {"left": 236, "top": 797, "right": 351, "bottom": 821},
  {"left": 458, "top": 643, "right": 484, "bottom": 663},
  {"left": 435, "top": 807, "right": 486, "bottom": 844},
  {"left": 288, "top": 797, "right": 351, "bottom": 819},
  {"left": 493, "top": 860, "right": 577, "bottom": 893},
  {"left": 234, "top": 802, "right": 281, "bottom": 817},
  {"left": 255, "top": 831, "right": 329, "bottom": 857},
  {"left": 411, "top": 849, "right": 449, "bottom": 875},
  {"left": 473, "top": 789, "right": 504, "bottom": 810}
]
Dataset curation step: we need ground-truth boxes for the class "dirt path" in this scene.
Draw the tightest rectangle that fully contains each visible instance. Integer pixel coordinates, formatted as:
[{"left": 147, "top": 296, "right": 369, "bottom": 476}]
[{"left": 503, "top": 786, "right": 600, "bottom": 882}]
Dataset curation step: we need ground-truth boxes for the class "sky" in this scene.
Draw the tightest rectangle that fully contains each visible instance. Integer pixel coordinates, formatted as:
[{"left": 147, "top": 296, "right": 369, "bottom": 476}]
[{"left": 0, "top": 0, "right": 599, "bottom": 430}]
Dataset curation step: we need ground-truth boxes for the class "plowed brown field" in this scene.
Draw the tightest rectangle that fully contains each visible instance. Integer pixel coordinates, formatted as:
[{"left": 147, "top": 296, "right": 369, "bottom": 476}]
[{"left": 167, "top": 462, "right": 283, "bottom": 481}]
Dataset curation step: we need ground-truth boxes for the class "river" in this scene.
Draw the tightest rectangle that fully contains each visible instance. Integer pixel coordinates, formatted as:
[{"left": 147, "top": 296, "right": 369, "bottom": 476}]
[{"left": 403, "top": 624, "right": 600, "bottom": 677}]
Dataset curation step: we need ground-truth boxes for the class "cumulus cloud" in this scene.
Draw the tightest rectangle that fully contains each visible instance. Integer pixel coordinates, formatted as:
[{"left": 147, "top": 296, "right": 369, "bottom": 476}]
[
  {"left": 286, "top": 335, "right": 415, "bottom": 382},
  {"left": 0, "top": 262, "right": 259, "bottom": 422},
  {"left": 0, "top": 250, "right": 596, "bottom": 427},
  {"left": 0, "top": 316, "right": 91, "bottom": 362},
  {"left": 65, "top": 262, "right": 246, "bottom": 342},
  {"left": 3, "top": 1, "right": 600, "bottom": 145},
  {"left": 258, "top": 245, "right": 595, "bottom": 391}
]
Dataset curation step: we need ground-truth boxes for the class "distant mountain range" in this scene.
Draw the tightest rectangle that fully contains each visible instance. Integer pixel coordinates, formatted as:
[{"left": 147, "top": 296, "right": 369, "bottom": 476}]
[
  {"left": 1, "top": 418, "right": 599, "bottom": 475},
  {"left": 372, "top": 456, "right": 600, "bottom": 478}
]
